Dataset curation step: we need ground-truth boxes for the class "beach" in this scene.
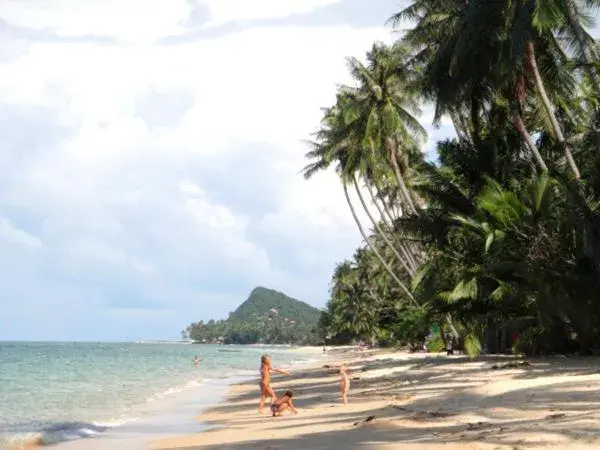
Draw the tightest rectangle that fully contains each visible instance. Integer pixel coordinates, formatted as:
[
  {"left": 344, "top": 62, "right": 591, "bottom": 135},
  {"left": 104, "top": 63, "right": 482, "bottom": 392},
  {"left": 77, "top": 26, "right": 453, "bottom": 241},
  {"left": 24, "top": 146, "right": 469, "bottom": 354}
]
[{"left": 151, "top": 349, "right": 600, "bottom": 450}]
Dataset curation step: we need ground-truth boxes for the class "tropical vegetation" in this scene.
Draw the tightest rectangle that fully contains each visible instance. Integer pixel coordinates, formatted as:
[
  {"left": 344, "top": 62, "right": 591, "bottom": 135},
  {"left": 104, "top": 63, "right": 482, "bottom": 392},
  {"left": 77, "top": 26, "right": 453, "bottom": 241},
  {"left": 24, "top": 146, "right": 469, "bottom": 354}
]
[
  {"left": 305, "top": 1, "right": 600, "bottom": 356},
  {"left": 183, "top": 287, "right": 321, "bottom": 345}
]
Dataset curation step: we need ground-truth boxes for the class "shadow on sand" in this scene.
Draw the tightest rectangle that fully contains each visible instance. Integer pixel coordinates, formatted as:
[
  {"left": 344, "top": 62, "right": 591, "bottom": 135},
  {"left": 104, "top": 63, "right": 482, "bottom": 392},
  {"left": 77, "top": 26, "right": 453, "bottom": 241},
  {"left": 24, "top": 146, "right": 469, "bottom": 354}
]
[{"left": 157, "top": 354, "right": 600, "bottom": 449}]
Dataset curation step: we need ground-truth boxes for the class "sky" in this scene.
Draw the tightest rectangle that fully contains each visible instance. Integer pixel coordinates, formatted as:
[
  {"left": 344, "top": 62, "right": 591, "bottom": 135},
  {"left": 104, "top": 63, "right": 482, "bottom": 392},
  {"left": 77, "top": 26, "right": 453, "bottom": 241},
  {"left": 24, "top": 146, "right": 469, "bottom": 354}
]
[{"left": 0, "top": 0, "right": 460, "bottom": 341}]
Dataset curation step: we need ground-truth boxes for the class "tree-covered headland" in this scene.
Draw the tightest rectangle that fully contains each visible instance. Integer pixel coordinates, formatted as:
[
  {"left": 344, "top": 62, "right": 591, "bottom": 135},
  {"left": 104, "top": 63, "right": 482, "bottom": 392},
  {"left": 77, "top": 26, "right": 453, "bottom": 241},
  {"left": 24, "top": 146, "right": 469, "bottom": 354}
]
[
  {"left": 305, "top": 1, "right": 600, "bottom": 356},
  {"left": 183, "top": 287, "right": 321, "bottom": 345}
]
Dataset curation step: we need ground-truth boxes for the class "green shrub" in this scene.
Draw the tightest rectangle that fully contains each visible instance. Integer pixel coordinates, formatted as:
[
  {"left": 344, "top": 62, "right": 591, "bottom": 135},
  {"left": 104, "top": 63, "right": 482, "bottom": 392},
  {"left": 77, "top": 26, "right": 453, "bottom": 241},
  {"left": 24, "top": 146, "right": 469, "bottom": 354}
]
[{"left": 427, "top": 334, "right": 445, "bottom": 353}]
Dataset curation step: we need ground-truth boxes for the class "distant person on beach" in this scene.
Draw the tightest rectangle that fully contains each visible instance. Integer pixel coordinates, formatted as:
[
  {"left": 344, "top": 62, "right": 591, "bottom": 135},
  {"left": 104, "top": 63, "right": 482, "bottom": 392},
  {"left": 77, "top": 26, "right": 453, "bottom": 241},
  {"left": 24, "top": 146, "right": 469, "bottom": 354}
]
[
  {"left": 270, "top": 390, "right": 298, "bottom": 416},
  {"left": 446, "top": 338, "right": 454, "bottom": 356},
  {"left": 193, "top": 356, "right": 201, "bottom": 366},
  {"left": 258, "top": 354, "right": 290, "bottom": 414},
  {"left": 339, "top": 364, "right": 350, "bottom": 405}
]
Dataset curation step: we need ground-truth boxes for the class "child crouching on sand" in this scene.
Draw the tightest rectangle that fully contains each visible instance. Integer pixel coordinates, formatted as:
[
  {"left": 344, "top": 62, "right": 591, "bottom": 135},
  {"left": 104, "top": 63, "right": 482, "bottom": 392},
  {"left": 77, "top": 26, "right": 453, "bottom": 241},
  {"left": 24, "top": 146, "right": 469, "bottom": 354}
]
[
  {"left": 270, "top": 390, "right": 298, "bottom": 416},
  {"left": 339, "top": 364, "right": 350, "bottom": 405},
  {"left": 258, "top": 354, "right": 290, "bottom": 414}
]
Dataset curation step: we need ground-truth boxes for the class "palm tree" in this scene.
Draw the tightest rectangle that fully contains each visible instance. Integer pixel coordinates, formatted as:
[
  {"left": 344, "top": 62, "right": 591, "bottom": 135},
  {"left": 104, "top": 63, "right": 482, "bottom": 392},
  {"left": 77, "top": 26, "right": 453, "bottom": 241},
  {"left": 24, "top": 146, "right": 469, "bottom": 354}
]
[
  {"left": 353, "top": 175, "right": 418, "bottom": 276},
  {"left": 342, "top": 180, "right": 418, "bottom": 305},
  {"left": 342, "top": 42, "right": 428, "bottom": 214},
  {"left": 328, "top": 248, "right": 397, "bottom": 346},
  {"left": 310, "top": 0, "right": 600, "bottom": 355},
  {"left": 303, "top": 96, "right": 418, "bottom": 304},
  {"left": 342, "top": 43, "right": 430, "bottom": 273},
  {"left": 391, "top": 0, "right": 600, "bottom": 179}
]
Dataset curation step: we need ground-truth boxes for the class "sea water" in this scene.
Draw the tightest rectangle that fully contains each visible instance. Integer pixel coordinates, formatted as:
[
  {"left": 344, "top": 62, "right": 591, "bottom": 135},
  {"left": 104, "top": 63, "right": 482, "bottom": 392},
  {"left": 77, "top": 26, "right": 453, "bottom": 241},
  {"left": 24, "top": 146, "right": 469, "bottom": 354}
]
[{"left": 0, "top": 342, "right": 318, "bottom": 449}]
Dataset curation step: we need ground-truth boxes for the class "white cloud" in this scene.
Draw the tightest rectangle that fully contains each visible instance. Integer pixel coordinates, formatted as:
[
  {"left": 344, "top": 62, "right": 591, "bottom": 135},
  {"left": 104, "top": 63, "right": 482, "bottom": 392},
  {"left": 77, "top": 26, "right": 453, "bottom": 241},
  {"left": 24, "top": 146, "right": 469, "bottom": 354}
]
[
  {"left": 1, "top": 1, "right": 596, "bottom": 342},
  {"left": 201, "top": 0, "right": 341, "bottom": 25},
  {"left": 1, "top": 0, "right": 192, "bottom": 43},
  {"left": 131, "top": 258, "right": 156, "bottom": 273},
  {"left": 0, "top": 218, "right": 42, "bottom": 248},
  {"left": 179, "top": 180, "right": 204, "bottom": 195},
  {"left": 67, "top": 239, "right": 127, "bottom": 264},
  {"left": 0, "top": 1, "right": 443, "bottom": 340},
  {"left": 184, "top": 196, "right": 247, "bottom": 231}
]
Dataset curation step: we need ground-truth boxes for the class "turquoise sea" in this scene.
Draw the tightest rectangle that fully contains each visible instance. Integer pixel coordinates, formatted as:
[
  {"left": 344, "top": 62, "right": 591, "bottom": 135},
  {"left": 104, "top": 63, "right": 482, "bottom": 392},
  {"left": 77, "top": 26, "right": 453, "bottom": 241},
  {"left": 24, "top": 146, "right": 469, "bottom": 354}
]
[{"left": 0, "top": 342, "right": 318, "bottom": 449}]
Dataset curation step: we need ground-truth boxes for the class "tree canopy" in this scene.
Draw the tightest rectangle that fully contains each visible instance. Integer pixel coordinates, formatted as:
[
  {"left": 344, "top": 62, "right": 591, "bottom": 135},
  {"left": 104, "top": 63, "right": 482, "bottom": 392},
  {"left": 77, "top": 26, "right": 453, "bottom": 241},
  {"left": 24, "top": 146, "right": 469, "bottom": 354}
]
[{"left": 306, "top": 0, "right": 600, "bottom": 356}]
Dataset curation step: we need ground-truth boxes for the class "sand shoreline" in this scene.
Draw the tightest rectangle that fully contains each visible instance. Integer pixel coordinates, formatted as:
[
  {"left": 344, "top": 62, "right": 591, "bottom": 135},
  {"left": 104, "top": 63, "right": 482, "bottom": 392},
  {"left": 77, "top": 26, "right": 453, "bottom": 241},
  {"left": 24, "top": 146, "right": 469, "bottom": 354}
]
[{"left": 151, "top": 349, "right": 600, "bottom": 450}]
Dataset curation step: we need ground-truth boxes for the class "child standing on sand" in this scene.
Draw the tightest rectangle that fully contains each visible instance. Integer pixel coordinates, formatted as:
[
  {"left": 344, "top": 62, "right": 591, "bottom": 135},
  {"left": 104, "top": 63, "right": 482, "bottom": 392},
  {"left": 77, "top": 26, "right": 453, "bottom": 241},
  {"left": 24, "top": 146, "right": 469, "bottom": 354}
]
[
  {"left": 339, "top": 364, "right": 350, "bottom": 405},
  {"left": 270, "top": 390, "right": 298, "bottom": 417},
  {"left": 258, "top": 354, "right": 290, "bottom": 414}
]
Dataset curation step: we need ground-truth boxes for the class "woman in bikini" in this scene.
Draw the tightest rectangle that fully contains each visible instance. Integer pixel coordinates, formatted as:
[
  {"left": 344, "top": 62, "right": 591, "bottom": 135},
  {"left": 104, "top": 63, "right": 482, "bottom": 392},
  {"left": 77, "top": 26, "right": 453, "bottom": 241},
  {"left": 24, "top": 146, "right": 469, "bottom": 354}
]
[{"left": 258, "top": 354, "right": 290, "bottom": 414}]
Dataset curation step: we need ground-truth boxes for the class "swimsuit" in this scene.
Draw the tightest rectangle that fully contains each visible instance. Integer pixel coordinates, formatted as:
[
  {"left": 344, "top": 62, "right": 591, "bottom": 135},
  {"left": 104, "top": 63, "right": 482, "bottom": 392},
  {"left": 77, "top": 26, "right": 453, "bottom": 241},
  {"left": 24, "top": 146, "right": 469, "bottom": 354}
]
[{"left": 270, "top": 404, "right": 280, "bottom": 413}]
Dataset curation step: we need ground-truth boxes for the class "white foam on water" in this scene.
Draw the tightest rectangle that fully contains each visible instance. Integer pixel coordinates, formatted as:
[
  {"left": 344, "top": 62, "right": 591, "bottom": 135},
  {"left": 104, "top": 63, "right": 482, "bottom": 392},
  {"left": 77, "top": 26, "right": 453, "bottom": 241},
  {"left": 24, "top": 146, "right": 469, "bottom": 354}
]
[
  {"left": 145, "top": 379, "right": 204, "bottom": 403},
  {"left": 47, "top": 376, "right": 238, "bottom": 450},
  {"left": 0, "top": 379, "right": 207, "bottom": 449},
  {"left": 0, "top": 419, "right": 133, "bottom": 448}
]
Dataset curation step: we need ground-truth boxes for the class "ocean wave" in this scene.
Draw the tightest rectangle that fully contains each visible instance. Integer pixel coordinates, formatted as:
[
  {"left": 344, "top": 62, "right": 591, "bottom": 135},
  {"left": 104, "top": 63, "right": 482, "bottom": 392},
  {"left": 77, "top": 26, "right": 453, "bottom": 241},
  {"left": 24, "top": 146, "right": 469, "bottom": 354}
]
[
  {"left": 0, "top": 379, "right": 208, "bottom": 449},
  {"left": 217, "top": 348, "right": 242, "bottom": 353},
  {"left": 0, "top": 418, "right": 136, "bottom": 449},
  {"left": 145, "top": 379, "right": 203, "bottom": 403},
  {"left": 290, "top": 358, "right": 318, "bottom": 365}
]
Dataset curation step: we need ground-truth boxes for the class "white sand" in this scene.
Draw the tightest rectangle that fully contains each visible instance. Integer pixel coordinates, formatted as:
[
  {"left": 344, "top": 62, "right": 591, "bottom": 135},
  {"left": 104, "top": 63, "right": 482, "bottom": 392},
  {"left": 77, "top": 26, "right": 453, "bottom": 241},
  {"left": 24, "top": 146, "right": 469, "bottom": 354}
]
[{"left": 151, "top": 351, "right": 600, "bottom": 450}]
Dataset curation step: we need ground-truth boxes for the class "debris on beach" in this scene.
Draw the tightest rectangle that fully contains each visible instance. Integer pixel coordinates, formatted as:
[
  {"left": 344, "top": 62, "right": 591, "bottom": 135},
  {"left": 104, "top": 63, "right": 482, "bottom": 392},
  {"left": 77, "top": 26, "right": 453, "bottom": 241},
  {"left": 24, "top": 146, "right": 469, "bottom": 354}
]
[
  {"left": 415, "top": 410, "right": 452, "bottom": 419},
  {"left": 394, "top": 393, "right": 413, "bottom": 401},
  {"left": 491, "top": 361, "right": 531, "bottom": 370},
  {"left": 390, "top": 405, "right": 453, "bottom": 420},
  {"left": 353, "top": 415, "right": 376, "bottom": 426},
  {"left": 545, "top": 413, "right": 566, "bottom": 420},
  {"left": 466, "top": 421, "right": 490, "bottom": 431},
  {"left": 391, "top": 405, "right": 408, "bottom": 412}
]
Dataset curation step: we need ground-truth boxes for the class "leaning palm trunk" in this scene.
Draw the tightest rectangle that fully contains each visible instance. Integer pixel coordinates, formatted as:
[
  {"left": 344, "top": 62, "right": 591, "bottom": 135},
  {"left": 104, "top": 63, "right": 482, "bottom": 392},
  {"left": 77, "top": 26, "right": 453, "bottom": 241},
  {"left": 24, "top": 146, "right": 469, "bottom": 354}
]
[
  {"left": 365, "top": 183, "right": 420, "bottom": 271},
  {"left": 383, "top": 201, "right": 423, "bottom": 266},
  {"left": 513, "top": 112, "right": 549, "bottom": 172},
  {"left": 367, "top": 183, "right": 422, "bottom": 270},
  {"left": 449, "top": 108, "right": 473, "bottom": 143},
  {"left": 450, "top": 109, "right": 467, "bottom": 141},
  {"left": 526, "top": 41, "right": 580, "bottom": 179},
  {"left": 365, "top": 182, "right": 394, "bottom": 226},
  {"left": 386, "top": 138, "right": 418, "bottom": 215},
  {"left": 387, "top": 142, "right": 428, "bottom": 264},
  {"left": 342, "top": 183, "right": 420, "bottom": 308},
  {"left": 383, "top": 188, "right": 404, "bottom": 221},
  {"left": 379, "top": 188, "right": 402, "bottom": 223},
  {"left": 354, "top": 177, "right": 416, "bottom": 276},
  {"left": 391, "top": 155, "right": 418, "bottom": 215},
  {"left": 365, "top": 182, "right": 420, "bottom": 270},
  {"left": 390, "top": 203, "right": 402, "bottom": 221}
]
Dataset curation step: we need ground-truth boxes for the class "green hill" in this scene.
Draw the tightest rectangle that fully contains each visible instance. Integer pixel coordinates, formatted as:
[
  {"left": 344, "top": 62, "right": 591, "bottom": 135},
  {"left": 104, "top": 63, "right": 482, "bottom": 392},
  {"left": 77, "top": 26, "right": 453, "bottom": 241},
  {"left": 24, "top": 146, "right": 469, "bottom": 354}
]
[
  {"left": 228, "top": 286, "right": 321, "bottom": 324},
  {"left": 183, "top": 287, "right": 322, "bottom": 345}
]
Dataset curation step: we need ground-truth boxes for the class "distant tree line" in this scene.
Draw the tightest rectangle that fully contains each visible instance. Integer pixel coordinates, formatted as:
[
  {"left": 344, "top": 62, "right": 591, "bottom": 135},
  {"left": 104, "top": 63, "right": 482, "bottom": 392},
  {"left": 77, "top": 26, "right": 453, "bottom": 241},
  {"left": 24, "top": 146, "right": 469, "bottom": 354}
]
[{"left": 183, "top": 312, "right": 321, "bottom": 345}]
